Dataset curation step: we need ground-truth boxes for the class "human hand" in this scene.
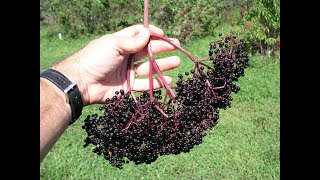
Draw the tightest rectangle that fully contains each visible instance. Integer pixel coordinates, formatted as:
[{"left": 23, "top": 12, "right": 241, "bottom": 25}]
[{"left": 52, "top": 24, "right": 180, "bottom": 106}]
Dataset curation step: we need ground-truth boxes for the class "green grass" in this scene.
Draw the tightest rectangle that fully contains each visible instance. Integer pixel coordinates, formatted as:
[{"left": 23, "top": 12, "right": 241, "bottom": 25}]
[
  {"left": 40, "top": 28, "right": 101, "bottom": 72},
  {"left": 40, "top": 29, "right": 280, "bottom": 179}
]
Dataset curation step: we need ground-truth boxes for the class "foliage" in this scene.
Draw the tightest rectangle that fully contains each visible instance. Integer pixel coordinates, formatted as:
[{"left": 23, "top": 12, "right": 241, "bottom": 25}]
[
  {"left": 232, "top": 0, "right": 280, "bottom": 56},
  {"left": 149, "top": 0, "right": 222, "bottom": 43},
  {"left": 40, "top": 0, "right": 225, "bottom": 41},
  {"left": 214, "top": 0, "right": 243, "bottom": 23},
  {"left": 41, "top": 0, "right": 112, "bottom": 38}
]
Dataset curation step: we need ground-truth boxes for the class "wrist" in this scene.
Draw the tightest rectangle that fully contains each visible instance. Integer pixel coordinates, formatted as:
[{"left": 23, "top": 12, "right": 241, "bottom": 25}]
[
  {"left": 41, "top": 67, "right": 84, "bottom": 124},
  {"left": 51, "top": 59, "right": 89, "bottom": 106},
  {"left": 40, "top": 78, "right": 72, "bottom": 120}
]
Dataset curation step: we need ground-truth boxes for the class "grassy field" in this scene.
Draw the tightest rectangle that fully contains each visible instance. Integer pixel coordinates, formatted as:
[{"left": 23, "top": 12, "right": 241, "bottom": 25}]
[{"left": 40, "top": 28, "right": 280, "bottom": 179}]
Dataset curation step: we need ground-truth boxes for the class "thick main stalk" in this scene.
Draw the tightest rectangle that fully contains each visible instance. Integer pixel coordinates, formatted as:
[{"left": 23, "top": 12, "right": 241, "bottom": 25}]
[{"left": 144, "top": 0, "right": 154, "bottom": 101}]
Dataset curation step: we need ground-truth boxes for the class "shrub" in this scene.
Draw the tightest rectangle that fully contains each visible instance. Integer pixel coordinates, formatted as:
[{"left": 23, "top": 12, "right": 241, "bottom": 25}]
[
  {"left": 40, "top": 0, "right": 225, "bottom": 42},
  {"left": 234, "top": 0, "right": 280, "bottom": 55},
  {"left": 42, "top": 0, "right": 111, "bottom": 38},
  {"left": 149, "top": 0, "right": 221, "bottom": 43}
]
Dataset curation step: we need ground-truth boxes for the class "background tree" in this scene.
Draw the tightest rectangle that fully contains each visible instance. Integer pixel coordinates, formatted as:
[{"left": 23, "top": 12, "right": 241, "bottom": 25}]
[{"left": 236, "top": 0, "right": 280, "bottom": 56}]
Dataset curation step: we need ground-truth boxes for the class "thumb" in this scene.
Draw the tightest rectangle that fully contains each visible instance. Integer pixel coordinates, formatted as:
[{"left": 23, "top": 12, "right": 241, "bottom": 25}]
[{"left": 115, "top": 28, "right": 150, "bottom": 54}]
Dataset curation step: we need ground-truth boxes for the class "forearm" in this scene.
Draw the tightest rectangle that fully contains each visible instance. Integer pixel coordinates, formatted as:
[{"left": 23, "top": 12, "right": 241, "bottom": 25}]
[{"left": 40, "top": 78, "right": 71, "bottom": 162}]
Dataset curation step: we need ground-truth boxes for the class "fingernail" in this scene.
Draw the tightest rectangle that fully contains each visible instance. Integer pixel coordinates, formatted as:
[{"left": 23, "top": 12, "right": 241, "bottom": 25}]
[{"left": 169, "top": 38, "right": 180, "bottom": 44}]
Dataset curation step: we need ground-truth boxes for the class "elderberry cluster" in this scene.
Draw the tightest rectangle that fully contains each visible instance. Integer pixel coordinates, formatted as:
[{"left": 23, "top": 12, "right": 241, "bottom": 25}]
[{"left": 82, "top": 34, "right": 249, "bottom": 168}]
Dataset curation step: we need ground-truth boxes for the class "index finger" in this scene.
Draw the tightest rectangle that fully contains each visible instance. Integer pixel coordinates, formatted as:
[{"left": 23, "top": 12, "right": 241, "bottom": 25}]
[{"left": 113, "top": 24, "right": 165, "bottom": 37}]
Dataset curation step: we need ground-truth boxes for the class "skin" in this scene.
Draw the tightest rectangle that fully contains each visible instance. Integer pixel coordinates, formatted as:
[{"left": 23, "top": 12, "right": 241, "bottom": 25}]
[{"left": 40, "top": 25, "right": 181, "bottom": 162}]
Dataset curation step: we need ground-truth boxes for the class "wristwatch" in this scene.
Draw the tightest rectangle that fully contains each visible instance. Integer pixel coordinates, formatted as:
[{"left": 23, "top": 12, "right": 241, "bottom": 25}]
[{"left": 40, "top": 69, "right": 83, "bottom": 125}]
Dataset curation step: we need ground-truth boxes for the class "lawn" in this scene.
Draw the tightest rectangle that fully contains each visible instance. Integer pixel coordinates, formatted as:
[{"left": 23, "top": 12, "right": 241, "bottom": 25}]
[{"left": 40, "top": 28, "right": 280, "bottom": 179}]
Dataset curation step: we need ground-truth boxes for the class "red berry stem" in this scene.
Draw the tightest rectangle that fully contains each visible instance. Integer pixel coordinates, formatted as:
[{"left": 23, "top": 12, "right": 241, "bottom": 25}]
[
  {"left": 127, "top": 54, "right": 135, "bottom": 92},
  {"left": 198, "top": 58, "right": 210, "bottom": 61},
  {"left": 150, "top": 34, "right": 200, "bottom": 64},
  {"left": 144, "top": 0, "right": 154, "bottom": 101},
  {"left": 152, "top": 60, "right": 176, "bottom": 99},
  {"left": 147, "top": 44, "right": 154, "bottom": 101},
  {"left": 144, "top": 0, "right": 176, "bottom": 100},
  {"left": 144, "top": 0, "right": 149, "bottom": 28},
  {"left": 154, "top": 105, "right": 169, "bottom": 118}
]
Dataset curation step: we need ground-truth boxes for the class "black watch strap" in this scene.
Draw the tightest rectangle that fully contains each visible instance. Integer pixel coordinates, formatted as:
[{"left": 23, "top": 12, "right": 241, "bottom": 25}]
[{"left": 40, "top": 69, "right": 83, "bottom": 125}]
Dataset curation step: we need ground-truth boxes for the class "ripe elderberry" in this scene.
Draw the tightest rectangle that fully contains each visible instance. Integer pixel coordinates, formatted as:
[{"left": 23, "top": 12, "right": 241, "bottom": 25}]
[
  {"left": 82, "top": 33, "right": 249, "bottom": 169},
  {"left": 82, "top": 1, "right": 249, "bottom": 169}
]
